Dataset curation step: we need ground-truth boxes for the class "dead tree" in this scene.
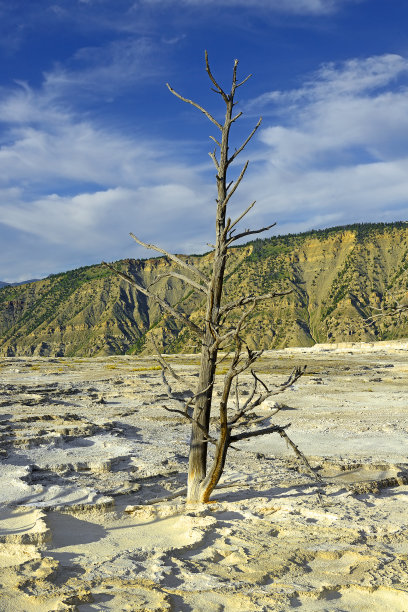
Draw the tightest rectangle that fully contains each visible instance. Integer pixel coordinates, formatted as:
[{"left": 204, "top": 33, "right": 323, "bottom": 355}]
[{"left": 104, "top": 52, "right": 313, "bottom": 503}]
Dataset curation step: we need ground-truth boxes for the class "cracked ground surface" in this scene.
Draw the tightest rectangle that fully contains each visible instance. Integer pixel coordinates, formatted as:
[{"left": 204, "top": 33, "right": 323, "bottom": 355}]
[{"left": 0, "top": 342, "right": 407, "bottom": 611}]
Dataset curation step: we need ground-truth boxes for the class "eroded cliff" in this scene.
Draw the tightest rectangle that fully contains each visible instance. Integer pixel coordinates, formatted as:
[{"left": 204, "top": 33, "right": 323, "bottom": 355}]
[{"left": 1, "top": 222, "right": 407, "bottom": 356}]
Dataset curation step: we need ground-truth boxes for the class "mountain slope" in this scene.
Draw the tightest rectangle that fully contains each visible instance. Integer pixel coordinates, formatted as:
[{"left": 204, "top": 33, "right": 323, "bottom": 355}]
[{"left": 1, "top": 222, "right": 407, "bottom": 357}]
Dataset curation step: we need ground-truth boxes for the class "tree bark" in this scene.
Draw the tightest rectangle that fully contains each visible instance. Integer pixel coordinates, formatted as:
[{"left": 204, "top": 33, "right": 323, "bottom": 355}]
[
  {"left": 187, "top": 333, "right": 217, "bottom": 500},
  {"left": 186, "top": 93, "right": 233, "bottom": 502}
]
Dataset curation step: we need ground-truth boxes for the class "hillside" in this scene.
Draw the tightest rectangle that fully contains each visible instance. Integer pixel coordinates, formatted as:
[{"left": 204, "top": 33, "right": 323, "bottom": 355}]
[
  {"left": 0, "top": 279, "right": 40, "bottom": 288},
  {"left": 1, "top": 222, "right": 407, "bottom": 357}
]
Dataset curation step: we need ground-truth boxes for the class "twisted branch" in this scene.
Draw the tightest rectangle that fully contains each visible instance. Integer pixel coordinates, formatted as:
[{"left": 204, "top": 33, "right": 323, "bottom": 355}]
[
  {"left": 166, "top": 82, "right": 222, "bottom": 130},
  {"left": 130, "top": 233, "right": 209, "bottom": 284}
]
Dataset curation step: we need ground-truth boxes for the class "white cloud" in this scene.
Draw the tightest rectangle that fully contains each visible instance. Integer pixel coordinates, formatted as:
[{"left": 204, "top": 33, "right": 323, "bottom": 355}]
[
  {"left": 0, "top": 81, "right": 204, "bottom": 190},
  {"left": 141, "top": 0, "right": 358, "bottom": 15},
  {"left": 43, "top": 37, "right": 162, "bottom": 100},
  {"left": 0, "top": 182, "right": 213, "bottom": 278},
  {"left": 260, "top": 86, "right": 408, "bottom": 167},
  {"left": 2, "top": 51, "right": 408, "bottom": 282},
  {"left": 0, "top": 81, "right": 68, "bottom": 125},
  {"left": 0, "top": 120, "right": 149, "bottom": 188},
  {"left": 0, "top": 78, "right": 214, "bottom": 280},
  {"left": 1, "top": 189, "right": 123, "bottom": 246},
  {"left": 237, "top": 54, "right": 408, "bottom": 234}
]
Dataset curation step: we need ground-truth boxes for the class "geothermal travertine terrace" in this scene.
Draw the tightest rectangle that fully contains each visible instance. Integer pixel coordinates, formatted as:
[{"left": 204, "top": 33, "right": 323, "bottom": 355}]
[{"left": 0, "top": 341, "right": 407, "bottom": 611}]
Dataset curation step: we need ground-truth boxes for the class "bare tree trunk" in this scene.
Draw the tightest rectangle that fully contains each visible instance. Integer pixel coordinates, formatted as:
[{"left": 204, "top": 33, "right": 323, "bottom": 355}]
[
  {"left": 185, "top": 74, "right": 234, "bottom": 502},
  {"left": 187, "top": 205, "right": 228, "bottom": 500},
  {"left": 196, "top": 363, "right": 234, "bottom": 502},
  {"left": 187, "top": 334, "right": 217, "bottom": 500}
]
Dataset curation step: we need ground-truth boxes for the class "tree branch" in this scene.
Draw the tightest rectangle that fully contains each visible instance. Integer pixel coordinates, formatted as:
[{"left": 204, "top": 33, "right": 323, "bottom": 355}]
[
  {"left": 209, "top": 149, "right": 220, "bottom": 171},
  {"left": 233, "top": 347, "right": 262, "bottom": 379},
  {"left": 227, "top": 221, "right": 276, "bottom": 245},
  {"left": 166, "top": 82, "right": 223, "bottom": 130},
  {"left": 237, "top": 73, "right": 252, "bottom": 88},
  {"left": 228, "top": 117, "right": 262, "bottom": 165},
  {"left": 220, "top": 289, "right": 292, "bottom": 317},
  {"left": 228, "top": 373, "right": 259, "bottom": 427},
  {"left": 227, "top": 196, "right": 254, "bottom": 232},
  {"left": 231, "top": 111, "right": 243, "bottom": 122},
  {"left": 159, "top": 366, "right": 218, "bottom": 445},
  {"left": 234, "top": 376, "right": 240, "bottom": 414},
  {"left": 222, "top": 161, "right": 249, "bottom": 211},
  {"left": 129, "top": 233, "right": 209, "bottom": 284},
  {"left": 205, "top": 50, "right": 229, "bottom": 103},
  {"left": 160, "top": 368, "right": 213, "bottom": 410},
  {"left": 279, "top": 429, "right": 322, "bottom": 482},
  {"left": 228, "top": 369, "right": 268, "bottom": 427},
  {"left": 102, "top": 261, "right": 201, "bottom": 335},
  {"left": 238, "top": 402, "right": 294, "bottom": 429},
  {"left": 251, "top": 368, "right": 269, "bottom": 392},
  {"left": 216, "top": 302, "right": 258, "bottom": 348},
  {"left": 160, "top": 369, "right": 190, "bottom": 406},
  {"left": 152, "top": 336, "right": 183, "bottom": 382},
  {"left": 228, "top": 376, "right": 258, "bottom": 429},
  {"left": 228, "top": 366, "right": 306, "bottom": 427},
  {"left": 209, "top": 135, "right": 221, "bottom": 147},
  {"left": 162, "top": 405, "right": 218, "bottom": 445},
  {"left": 231, "top": 56, "right": 239, "bottom": 95},
  {"left": 230, "top": 423, "right": 290, "bottom": 443},
  {"left": 148, "top": 271, "right": 207, "bottom": 294},
  {"left": 272, "top": 365, "right": 307, "bottom": 394},
  {"left": 365, "top": 299, "right": 408, "bottom": 324}
]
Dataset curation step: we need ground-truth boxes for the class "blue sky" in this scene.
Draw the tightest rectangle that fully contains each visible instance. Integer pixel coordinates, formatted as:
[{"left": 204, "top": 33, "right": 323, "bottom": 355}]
[{"left": 1, "top": 0, "right": 408, "bottom": 281}]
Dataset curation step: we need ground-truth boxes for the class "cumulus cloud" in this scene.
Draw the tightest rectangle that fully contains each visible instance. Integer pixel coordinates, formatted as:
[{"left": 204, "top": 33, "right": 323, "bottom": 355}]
[
  {"left": 236, "top": 54, "right": 408, "bottom": 235},
  {"left": 253, "top": 54, "right": 408, "bottom": 160},
  {"left": 0, "top": 79, "right": 213, "bottom": 280},
  {"left": 0, "top": 181, "right": 213, "bottom": 280},
  {"left": 0, "top": 119, "right": 150, "bottom": 189},
  {"left": 2, "top": 51, "right": 408, "bottom": 281}
]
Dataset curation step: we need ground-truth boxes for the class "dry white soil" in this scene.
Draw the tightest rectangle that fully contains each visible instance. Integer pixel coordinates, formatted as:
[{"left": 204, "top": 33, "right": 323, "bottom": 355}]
[{"left": 0, "top": 340, "right": 407, "bottom": 611}]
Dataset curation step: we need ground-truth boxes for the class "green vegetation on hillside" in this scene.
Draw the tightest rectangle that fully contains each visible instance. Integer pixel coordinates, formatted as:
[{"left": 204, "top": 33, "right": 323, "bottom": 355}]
[{"left": 1, "top": 222, "right": 407, "bottom": 356}]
